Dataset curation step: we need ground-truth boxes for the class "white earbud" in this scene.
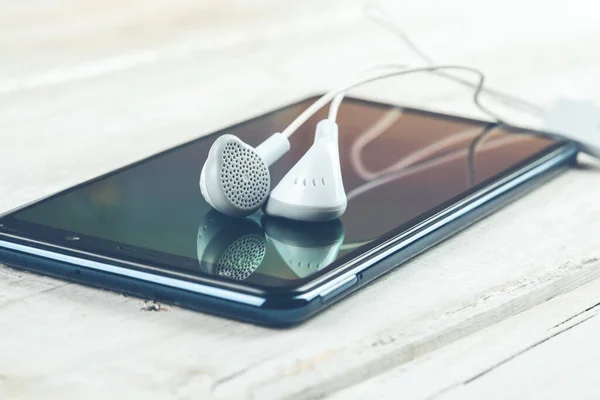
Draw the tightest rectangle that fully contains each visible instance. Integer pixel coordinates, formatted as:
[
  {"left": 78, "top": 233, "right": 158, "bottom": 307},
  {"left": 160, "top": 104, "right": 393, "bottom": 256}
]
[
  {"left": 200, "top": 132, "right": 290, "bottom": 218},
  {"left": 201, "top": 64, "right": 497, "bottom": 222},
  {"left": 265, "top": 119, "right": 347, "bottom": 221}
]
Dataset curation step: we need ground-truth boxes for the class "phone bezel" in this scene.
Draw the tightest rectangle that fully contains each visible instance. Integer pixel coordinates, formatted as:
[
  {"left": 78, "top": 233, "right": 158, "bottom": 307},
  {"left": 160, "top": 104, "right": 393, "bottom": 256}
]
[{"left": 0, "top": 95, "right": 573, "bottom": 299}]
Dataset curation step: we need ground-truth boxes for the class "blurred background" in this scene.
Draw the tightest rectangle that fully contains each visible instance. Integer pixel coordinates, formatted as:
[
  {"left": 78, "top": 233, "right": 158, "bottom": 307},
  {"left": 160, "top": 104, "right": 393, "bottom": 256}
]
[{"left": 1, "top": 0, "right": 599, "bottom": 212}]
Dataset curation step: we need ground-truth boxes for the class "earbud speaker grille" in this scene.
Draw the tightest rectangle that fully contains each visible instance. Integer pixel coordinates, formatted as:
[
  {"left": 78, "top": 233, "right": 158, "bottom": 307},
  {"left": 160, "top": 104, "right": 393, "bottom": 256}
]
[
  {"left": 216, "top": 234, "right": 266, "bottom": 280},
  {"left": 220, "top": 142, "right": 269, "bottom": 210}
]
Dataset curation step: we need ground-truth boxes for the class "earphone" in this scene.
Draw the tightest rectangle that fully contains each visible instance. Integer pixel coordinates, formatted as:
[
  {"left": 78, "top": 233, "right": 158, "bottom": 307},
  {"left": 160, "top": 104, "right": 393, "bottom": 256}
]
[
  {"left": 199, "top": 64, "right": 497, "bottom": 221},
  {"left": 200, "top": 5, "right": 600, "bottom": 222},
  {"left": 199, "top": 132, "right": 290, "bottom": 218}
]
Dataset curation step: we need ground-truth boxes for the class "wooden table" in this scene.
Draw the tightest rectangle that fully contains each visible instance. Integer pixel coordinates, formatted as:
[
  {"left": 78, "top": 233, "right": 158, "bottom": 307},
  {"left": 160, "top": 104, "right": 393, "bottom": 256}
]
[{"left": 1, "top": 1, "right": 600, "bottom": 398}]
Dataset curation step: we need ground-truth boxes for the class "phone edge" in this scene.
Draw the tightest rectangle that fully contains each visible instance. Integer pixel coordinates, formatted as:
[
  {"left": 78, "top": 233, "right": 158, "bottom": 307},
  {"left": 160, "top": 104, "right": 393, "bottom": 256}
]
[{"left": 0, "top": 143, "right": 579, "bottom": 327}]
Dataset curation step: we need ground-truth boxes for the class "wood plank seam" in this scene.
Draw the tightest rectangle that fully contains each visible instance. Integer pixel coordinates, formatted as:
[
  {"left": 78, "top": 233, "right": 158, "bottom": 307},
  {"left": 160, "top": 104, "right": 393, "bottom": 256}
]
[
  {"left": 327, "top": 275, "right": 600, "bottom": 399},
  {"left": 550, "top": 298, "right": 600, "bottom": 330},
  {"left": 427, "top": 301, "right": 600, "bottom": 399},
  {"left": 215, "top": 258, "right": 600, "bottom": 399}
]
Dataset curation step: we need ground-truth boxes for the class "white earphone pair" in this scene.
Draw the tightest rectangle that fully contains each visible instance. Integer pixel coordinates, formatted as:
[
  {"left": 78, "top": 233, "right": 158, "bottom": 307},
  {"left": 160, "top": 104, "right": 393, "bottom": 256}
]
[
  {"left": 199, "top": 64, "right": 495, "bottom": 222},
  {"left": 199, "top": 117, "right": 346, "bottom": 222},
  {"left": 200, "top": 4, "right": 600, "bottom": 223}
]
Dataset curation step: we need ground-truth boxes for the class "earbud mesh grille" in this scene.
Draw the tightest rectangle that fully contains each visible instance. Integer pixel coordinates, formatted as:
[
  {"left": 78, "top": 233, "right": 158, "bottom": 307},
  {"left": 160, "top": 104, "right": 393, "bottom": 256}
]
[
  {"left": 221, "top": 142, "right": 269, "bottom": 210},
  {"left": 216, "top": 234, "right": 266, "bottom": 281}
]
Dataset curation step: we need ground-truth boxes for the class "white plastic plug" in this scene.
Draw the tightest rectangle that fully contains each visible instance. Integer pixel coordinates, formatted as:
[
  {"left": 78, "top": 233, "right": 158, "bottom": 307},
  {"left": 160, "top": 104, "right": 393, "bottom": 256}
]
[
  {"left": 544, "top": 98, "right": 600, "bottom": 158},
  {"left": 265, "top": 119, "right": 347, "bottom": 221}
]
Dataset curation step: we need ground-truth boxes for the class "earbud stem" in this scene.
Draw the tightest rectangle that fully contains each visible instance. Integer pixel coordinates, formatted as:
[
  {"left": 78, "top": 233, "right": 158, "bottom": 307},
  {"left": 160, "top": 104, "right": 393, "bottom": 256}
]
[
  {"left": 264, "top": 119, "right": 347, "bottom": 221},
  {"left": 255, "top": 133, "right": 291, "bottom": 166}
]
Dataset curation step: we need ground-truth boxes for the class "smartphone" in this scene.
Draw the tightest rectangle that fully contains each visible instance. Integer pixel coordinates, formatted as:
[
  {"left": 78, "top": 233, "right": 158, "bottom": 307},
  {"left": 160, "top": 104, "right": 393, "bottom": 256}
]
[{"left": 0, "top": 96, "right": 578, "bottom": 326}]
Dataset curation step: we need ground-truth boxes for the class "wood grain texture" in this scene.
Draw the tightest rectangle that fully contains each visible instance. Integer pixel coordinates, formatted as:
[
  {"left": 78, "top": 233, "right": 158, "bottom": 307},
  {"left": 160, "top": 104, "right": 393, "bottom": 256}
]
[
  {"left": 1, "top": 0, "right": 600, "bottom": 399},
  {"left": 330, "top": 269, "right": 600, "bottom": 400}
]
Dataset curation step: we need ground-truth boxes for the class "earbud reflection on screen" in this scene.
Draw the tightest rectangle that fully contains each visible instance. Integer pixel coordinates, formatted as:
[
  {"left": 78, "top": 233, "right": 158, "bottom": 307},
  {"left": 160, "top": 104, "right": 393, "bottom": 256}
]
[
  {"left": 262, "top": 217, "right": 345, "bottom": 278},
  {"left": 196, "top": 210, "right": 266, "bottom": 281},
  {"left": 196, "top": 210, "right": 345, "bottom": 281}
]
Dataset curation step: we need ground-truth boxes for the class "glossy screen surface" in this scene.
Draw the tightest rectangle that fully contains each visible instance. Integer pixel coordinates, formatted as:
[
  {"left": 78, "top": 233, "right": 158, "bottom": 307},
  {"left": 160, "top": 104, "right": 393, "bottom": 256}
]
[{"left": 2, "top": 98, "right": 557, "bottom": 288}]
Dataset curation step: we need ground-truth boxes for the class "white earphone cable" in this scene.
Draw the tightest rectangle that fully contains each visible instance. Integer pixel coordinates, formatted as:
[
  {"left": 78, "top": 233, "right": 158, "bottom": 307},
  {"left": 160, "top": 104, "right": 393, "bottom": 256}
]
[
  {"left": 364, "top": 4, "right": 546, "bottom": 117},
  {"left": 350, "top": 115, "right": 494, "bottom": 181},
  {"left": 339, "top": 129, "right": 530, "bottom": 250},
  {"left": 326, "top": 63, "right": 499, "bottom": 122},
  {"left": 281, "top": 64, "right": 501, "bottom": 139}
]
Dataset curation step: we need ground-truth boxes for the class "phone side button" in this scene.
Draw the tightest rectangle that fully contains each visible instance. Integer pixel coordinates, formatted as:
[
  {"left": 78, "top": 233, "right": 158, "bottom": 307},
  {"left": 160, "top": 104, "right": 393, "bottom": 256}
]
[{"left": 320, "top": 275, "right": 358, "bottom": 303}]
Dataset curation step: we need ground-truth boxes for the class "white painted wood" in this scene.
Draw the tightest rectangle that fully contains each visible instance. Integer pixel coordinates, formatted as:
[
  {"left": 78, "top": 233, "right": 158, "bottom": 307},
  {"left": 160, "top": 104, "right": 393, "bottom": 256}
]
[
  {"left": 440, "top": 308, "right": 600, "bottom": 400},
  {"left": 1, "top": 0, "right": 600, "bottom": 399},
  {"left": 330, "top": 271, "right": 600, "bottom": 400}
]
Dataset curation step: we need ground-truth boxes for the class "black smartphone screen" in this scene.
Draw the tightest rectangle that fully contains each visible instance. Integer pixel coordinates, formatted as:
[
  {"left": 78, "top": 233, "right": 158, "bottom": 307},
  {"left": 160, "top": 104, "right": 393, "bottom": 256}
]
[{"left": 0, "top": 97, "right": 560, "bottom": 288}]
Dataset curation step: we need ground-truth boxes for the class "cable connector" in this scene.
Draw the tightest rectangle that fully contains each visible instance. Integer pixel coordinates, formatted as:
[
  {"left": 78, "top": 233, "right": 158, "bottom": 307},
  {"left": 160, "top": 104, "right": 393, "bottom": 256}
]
[{"left": 544, "top": 98, "right": 600, "bottom": 158}]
